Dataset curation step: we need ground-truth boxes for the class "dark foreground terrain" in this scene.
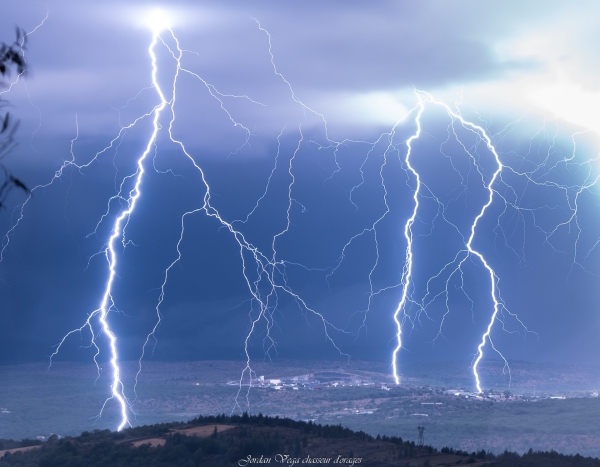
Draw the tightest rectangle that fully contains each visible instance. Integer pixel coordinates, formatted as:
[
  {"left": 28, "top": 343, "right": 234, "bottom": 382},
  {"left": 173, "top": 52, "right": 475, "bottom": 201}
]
[
  {"left": 1, "top": 414, "right": 600, "bottom": 467},
  {"left": 3, "top": 360, "right": 600, "bottom": 457}
]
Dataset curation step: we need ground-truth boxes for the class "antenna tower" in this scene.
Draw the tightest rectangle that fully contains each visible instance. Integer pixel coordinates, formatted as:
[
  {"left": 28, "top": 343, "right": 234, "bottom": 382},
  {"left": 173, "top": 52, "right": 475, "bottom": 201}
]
[{"left": 417, "top": 426, "right": 425, "bottom": 447}]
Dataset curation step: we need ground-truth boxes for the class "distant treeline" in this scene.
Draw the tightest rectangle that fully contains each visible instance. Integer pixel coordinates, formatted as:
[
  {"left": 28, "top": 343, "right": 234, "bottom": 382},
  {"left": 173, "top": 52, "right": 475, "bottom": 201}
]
[{"left": 1, "top": 413, "right": 600, "bottom": 466}]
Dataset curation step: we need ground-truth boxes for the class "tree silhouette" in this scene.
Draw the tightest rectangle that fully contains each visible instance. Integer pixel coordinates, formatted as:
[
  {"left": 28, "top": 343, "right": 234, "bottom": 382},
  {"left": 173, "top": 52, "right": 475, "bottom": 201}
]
[{"left": 0, "top": 27, "right": 29, "bottom": 210}]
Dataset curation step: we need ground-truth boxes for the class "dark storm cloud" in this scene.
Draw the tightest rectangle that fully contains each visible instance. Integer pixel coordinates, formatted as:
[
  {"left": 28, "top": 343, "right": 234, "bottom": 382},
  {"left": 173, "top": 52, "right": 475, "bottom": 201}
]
[
  {"left": 1, "top": 0, "right": 600, "bottom": 373},
  {"left": 243, "top": 2, "right": 524, "bottom": 92},
  {"left": 0, "top": 0, "right": 543, "bottom": 141},
  {"left": 4, "top": 0, "right": 591, "bottom": 145}
]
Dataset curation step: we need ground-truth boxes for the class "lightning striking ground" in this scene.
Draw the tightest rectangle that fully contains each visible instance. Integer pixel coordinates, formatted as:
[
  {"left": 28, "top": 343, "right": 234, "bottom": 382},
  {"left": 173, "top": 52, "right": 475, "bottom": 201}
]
[
  {"left": 2, "top": 11, "right": 600, "bottom": 434},
  {"left": 391, "top": 97, "right": 425, "bottom": 385},
  {"left": 384, "top": 91, "right": 519, "bottom": 389},
  {"left": 387, "top": 90, "right": 597, "bottom": 391},
  {"left": 54, "top": 26, "right": 169, "bottom": 430}
]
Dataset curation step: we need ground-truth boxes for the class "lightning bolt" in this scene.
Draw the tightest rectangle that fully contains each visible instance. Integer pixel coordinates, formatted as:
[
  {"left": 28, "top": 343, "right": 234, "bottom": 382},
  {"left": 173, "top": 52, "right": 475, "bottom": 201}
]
[
  {"left": 389, "top": 90, "right": 518, "bottom": 390},
  {"left": 51, "top": 25, "right": 170, "bottom": 430},
  {"left": 392, "top": 97, "right": 425, "bottom": 385},
  {"left": 2, "top": 13, "right": 355, "bottom": 430},
  {"left": 3, "top": 10, "right": 599, "bottom": 433},
  {"left": 130, "top": 19, "right": 353, "bottom": 416},
  {"left": 389, "top": 89, "right": 599, "bottom": 393}
]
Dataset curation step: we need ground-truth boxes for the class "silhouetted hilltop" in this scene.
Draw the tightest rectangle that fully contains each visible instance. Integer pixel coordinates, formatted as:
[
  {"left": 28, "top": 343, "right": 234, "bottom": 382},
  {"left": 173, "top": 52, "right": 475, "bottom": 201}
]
[{"left": 1, "top": 414, "right": 599, "bottom": 466}]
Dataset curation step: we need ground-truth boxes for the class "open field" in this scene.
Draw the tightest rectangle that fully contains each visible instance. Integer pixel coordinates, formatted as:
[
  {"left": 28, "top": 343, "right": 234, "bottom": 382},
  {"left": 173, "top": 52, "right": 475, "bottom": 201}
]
[
  {"left": 0, "top": 445, "right": 43, "bottom": 458},
  {"left": 2, "top": 359, "right": 600, "bottom": 456},
  {"left": 0, "top": 414, "right": 494, "bottom": 467}
]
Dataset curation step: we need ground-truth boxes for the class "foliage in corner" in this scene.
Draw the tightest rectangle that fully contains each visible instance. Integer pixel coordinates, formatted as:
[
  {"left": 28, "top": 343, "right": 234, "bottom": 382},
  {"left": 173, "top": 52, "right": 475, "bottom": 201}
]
[{"left": 0, "top": 27, "right": 29, "bottom": 210}]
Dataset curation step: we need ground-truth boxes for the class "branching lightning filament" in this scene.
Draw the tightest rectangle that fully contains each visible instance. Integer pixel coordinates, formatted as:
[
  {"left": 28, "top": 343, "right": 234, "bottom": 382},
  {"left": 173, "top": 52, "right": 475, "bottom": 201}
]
[{"left": 2, "top": 13, "right": 599, "bottom": 434}]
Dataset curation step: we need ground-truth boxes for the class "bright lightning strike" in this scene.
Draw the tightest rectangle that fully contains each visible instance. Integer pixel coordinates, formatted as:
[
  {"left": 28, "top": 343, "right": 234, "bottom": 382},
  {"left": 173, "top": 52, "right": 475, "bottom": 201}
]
[
  {"left": 46, "top": 15, "right": 350, "bottom": 428},
  {"left": 51, "top": 26, "right": 169, "bottom": 430},
  {"left": 391, "top": 97, "right": 425, "bottom": 385},
  {"left": 3, "top": 10, "right": 600, "bottom": 434},
  {"left": 389, "top": 90, "right": 519, "bottom": 391},
  {"left": 143, "top": 8, "right": 171, "bottom": 33},
  {"left": 388, "top": 89, "right": 596, "bottom": 392}
]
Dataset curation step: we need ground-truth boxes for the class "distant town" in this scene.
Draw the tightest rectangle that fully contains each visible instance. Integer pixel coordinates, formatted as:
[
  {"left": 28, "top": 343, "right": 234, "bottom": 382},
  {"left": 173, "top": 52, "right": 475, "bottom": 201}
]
[
  {"left": 5, "top": 360, "right": 600, "bottom": 457},
  {"left": 223, "top": 370, "right": 599, "bottom": 404}
]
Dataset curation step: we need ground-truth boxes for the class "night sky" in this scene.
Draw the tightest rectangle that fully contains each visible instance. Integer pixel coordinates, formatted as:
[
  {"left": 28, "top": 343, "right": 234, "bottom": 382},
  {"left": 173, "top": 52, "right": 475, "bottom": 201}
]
[{"left": 1, "top": 0, "right": 600, "bottom": 386}]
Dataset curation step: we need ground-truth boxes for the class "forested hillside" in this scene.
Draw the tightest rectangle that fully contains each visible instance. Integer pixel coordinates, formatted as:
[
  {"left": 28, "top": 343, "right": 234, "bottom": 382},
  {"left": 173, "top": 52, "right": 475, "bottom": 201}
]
[{"left": 1, "top": 414, "right": 599, "bottom": 466}]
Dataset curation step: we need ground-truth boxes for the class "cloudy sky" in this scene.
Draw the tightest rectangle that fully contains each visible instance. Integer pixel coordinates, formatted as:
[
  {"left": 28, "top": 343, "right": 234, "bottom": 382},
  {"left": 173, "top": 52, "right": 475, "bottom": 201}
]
[{"left": 1, "top": 0, "right": 600, "bottom": 389}]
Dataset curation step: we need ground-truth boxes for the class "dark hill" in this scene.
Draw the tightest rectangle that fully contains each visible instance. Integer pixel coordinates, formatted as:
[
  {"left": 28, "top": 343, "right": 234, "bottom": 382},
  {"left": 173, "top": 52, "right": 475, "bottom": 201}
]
[{"left": 1, "top": 414, "right": 599, "bottom": 466}]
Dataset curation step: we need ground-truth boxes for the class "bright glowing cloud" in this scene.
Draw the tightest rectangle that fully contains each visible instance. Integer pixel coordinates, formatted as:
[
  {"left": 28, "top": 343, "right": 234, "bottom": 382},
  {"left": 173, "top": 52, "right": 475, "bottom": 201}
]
[
  {"left": 317, "top": 91, "right": 411, "bottom": 128},
  {"left": 143, "top": 8, "right": 171, "bottom": 33},
  {"left": 527, "top": 78, "right": 600, "bottom": 137}
]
